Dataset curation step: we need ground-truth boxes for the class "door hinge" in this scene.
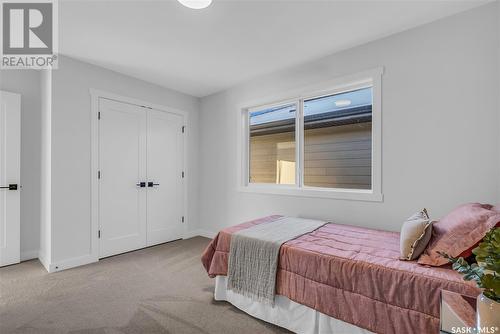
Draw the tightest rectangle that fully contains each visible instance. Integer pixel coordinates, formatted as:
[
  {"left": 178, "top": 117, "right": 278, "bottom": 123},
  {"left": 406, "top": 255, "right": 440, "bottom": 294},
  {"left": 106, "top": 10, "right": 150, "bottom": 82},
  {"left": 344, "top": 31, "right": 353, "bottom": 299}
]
[
  {"left": 181, "top": 216, "right": 184, "bottom": 223},
  {"left": 182, "top": 126, "right": 185, "bottom": 133},
  {"left": 98, "top": 170, "right": 101, "bottom": 179},
  {"left": 98, "top": 230, "right": 101, "bottom": 238},
  {"left": 98, "top": 112, "right": 101, "bottom": 120},
  {"left": 181, "top": 171, "right": 185, "bottom": 178}
]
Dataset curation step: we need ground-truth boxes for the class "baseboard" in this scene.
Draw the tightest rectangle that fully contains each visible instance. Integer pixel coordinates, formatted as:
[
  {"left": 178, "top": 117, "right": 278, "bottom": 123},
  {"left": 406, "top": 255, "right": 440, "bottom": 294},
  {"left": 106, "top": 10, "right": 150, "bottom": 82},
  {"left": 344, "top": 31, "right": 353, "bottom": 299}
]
[
  {"left": 184, "top": 229, "right": 216, "bottom": 239},
  {"left": 37, "top": 233, "right": 214, "bottom": 273},
  {"left": 199, "top": 229, "right": 216, "bottom": 239},
  {"left": 48, "top": 254, "right": 98, "bottom": 273},
  {"left": 38, "top": 251, "right": 51, "bottom": 272},
  {"left": 21, "top": 249, "right": 39, "bottom": 261}
]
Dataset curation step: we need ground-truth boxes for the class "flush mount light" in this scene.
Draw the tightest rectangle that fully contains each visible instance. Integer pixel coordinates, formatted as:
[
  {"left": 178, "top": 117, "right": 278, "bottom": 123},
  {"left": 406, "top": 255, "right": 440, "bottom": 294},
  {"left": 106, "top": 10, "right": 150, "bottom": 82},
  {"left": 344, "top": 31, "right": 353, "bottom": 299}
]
[
  {"left": 334, "top": 99, "right": 352, "bottom": 107},
  {"left": 177, "top": 0, "right": 212, "bottom": 9}
]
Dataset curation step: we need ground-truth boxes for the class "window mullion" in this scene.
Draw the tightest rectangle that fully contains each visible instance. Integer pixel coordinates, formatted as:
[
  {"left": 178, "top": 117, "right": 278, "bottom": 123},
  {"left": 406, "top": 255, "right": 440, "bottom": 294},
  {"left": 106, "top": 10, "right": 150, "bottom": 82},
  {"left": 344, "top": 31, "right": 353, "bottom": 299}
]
[
  {"left": 296, "top": 99, "right": 304, "bottom": 188},
  {"left": 245, "top": 110, "right": 250, "bottom": 186}
]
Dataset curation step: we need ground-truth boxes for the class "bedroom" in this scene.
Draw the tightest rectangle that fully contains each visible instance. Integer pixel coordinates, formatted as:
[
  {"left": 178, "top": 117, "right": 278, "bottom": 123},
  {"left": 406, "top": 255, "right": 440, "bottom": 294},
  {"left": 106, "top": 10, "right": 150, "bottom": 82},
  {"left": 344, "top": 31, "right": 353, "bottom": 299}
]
[{"left": 0, "top": 0, "right": 499, "bottom": 333}]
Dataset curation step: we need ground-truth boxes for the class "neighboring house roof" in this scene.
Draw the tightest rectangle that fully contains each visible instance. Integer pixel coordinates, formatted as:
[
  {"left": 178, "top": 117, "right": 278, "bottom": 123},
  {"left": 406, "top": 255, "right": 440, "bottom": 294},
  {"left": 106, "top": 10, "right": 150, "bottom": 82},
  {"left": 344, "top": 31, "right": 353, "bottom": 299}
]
[
  {"left": 250, "top": 105, "right": 372, "bottom": 136},
  {"left": 249, "top": 87, "right": 372, "bottom": 136}
]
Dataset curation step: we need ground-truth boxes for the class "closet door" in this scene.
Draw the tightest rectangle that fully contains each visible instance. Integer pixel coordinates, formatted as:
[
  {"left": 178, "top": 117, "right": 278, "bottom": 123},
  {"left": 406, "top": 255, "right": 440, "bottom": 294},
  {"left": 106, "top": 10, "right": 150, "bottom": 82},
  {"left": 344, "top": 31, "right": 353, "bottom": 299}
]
[
  {"left": 147, "top": 109, "right": 184, "bottom": 246},
  {"left": 0, "top": 91, "right": 21, "bottom": 267},
  {"left": 99, "top": 98, "right": 147, "bottom": 258}
]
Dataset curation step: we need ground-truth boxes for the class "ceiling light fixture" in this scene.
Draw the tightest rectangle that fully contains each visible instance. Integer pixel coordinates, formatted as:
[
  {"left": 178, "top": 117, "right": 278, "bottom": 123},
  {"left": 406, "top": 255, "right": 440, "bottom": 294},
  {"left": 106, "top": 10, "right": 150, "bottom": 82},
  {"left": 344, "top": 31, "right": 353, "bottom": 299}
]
[
  {"left": 177, "top": 0, "right": 212, "bottom": 9},
  {"left": 335, "top": 100, "right": 352, "bottom": 107}
]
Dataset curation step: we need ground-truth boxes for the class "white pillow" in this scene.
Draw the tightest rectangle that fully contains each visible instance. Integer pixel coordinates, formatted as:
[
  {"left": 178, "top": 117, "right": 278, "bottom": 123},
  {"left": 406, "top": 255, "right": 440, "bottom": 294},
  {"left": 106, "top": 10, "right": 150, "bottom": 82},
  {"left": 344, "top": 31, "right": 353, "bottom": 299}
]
[{"left": 400, "top": 209, "right": 433, "bottom": 260}]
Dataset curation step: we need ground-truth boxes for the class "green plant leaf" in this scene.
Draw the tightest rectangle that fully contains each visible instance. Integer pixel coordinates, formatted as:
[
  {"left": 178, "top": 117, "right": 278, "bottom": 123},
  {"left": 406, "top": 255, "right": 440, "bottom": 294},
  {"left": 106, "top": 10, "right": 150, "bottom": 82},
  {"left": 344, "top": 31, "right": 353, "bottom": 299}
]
[
  {"left": 442, "top": 227, "right": 499, "bottom": 300},
  {"left": 473, "top": 228, "right": 500, "bottom": 273},
  {"left": 481, "top": 274, "right": 500, "bottom": 295}
]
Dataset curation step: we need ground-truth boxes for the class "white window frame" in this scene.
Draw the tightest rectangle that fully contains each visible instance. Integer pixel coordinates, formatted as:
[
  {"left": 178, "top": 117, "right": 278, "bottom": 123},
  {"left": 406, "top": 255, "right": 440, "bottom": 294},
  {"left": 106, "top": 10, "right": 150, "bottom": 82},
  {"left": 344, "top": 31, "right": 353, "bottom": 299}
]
[{"left": 238, "top": 67, "right": 383, "bottom": 202}]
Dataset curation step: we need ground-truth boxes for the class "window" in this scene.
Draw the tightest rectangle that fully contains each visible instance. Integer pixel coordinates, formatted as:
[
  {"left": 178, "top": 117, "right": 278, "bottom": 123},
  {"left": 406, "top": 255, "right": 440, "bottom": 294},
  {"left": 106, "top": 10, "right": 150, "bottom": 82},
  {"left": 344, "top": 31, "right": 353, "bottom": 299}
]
[
  {"left": 240, "top": 68, "right": 382, "bottom": 201},
  {"left": 249, "top": 103, "right": 297, "bottom": 185},
  {"left": 303, "top": 87, "right": 372, "bottom": 190}
]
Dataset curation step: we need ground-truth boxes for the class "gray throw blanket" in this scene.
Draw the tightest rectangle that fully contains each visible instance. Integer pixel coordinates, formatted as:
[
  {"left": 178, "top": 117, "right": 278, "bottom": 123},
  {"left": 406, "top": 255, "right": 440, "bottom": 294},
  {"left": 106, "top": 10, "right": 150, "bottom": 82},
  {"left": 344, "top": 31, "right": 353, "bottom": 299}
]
[{"left": 227, "top": 216, "right": 326, "bottom": 304}]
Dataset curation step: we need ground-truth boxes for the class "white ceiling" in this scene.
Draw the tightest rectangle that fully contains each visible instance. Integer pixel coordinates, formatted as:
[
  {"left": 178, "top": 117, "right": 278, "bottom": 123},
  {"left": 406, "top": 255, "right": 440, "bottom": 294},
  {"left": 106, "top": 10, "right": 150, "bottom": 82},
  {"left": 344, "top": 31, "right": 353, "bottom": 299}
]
[{"left": 60, "top": 0, "right": 490, "bottom": 97}]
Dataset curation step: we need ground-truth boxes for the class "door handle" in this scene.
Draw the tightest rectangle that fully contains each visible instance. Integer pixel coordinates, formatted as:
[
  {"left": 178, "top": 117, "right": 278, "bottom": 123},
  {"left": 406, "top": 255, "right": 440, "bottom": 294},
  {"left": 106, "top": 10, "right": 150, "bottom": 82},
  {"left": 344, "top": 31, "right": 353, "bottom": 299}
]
[
  {"left": 0, "top": 184, "right": 18, "bottom": 190},
  {"left": 148, "top": 182, "right": 160, "bottom": 188},
  {"left": 136, "top": 182, "right": 146, "bottom": 188}
]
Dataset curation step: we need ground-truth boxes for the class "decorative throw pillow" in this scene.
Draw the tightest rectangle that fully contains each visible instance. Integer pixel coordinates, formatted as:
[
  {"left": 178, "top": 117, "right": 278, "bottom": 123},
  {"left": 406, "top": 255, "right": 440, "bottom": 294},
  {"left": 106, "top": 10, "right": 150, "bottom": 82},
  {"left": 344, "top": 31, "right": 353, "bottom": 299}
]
[
  {"left": 400, "top": 209, "right": 433, "bottom": 260},
  {"left": 417, "top": 203, "right": 500, "bottom": 266}
]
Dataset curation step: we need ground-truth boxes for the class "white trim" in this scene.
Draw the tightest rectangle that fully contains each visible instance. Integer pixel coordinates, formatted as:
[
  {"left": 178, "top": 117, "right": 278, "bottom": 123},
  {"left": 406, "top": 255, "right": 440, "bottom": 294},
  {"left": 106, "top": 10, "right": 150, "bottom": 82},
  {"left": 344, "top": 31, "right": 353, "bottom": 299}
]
[
  {"left": 181, "top": 113, "right": 190, "bottom": 241},
  {"left": 48, "top": 254, "right": 96, "bottom": 273},
  {"left": 241, "top": 108, "right": 250, "bottom": 186},
  {"left": 39, "top": 69, "right": 52, "bottom": 272},
  {"left": 37, "top": 250, "right": 50, "bottom": 272},
  {"left": 237, "top": 67, "right": 384, "bottom": 202},
  {"left": 90, "top": 89, "right": 100, "bottom": 263},
  {"left": 239, "top": 185, "right": 383, "bottom": 202},
  {"left": 297, "top": 99, "right": 305, "bottom": 187},
  {"left": 89, "top": 89, "right": 189, "bottom": 118},
  {"left": 371, "top": 69, "right": 383, "bottom": 199},
  {"left": 20, "top": 249, "right": 39, "bottom": 261},
  {"left": 183, "top": 229, "right": 216, "bottom": 239},
  {"left": 89, "top": 89, "right": 189, "bottom": 261}
]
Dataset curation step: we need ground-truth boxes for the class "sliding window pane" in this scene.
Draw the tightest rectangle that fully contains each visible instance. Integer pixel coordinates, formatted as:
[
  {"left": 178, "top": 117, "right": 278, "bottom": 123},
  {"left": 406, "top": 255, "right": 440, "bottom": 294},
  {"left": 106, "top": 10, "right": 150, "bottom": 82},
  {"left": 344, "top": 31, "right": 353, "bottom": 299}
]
[
  {"left": 249, "top": 103, "right": 296, "bottom": 184},
  {"left": 303, "top": 87, "right": 372, "bottom": 189}
]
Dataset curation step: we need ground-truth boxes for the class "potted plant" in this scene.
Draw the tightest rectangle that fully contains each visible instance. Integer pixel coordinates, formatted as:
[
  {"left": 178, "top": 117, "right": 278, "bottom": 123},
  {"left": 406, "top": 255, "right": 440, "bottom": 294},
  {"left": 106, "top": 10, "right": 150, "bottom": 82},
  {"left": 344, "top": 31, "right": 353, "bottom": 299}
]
[{"left": 440, "top": 227, "right": 500, "bottom": 331}]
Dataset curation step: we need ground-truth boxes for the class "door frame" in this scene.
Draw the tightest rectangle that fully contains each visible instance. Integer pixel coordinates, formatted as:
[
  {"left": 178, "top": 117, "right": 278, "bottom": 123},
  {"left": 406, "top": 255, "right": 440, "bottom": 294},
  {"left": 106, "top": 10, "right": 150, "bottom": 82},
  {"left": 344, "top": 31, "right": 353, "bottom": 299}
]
[{"left": 89, "top": 89, "right": 189, "bottom": 260}]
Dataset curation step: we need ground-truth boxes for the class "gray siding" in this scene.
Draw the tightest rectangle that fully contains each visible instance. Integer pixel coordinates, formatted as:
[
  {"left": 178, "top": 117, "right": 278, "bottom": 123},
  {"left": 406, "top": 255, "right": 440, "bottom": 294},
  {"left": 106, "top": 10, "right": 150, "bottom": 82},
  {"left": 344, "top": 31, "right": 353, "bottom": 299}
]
[{"left": 250, "top": 122, "right": 371, "bottom": 189}]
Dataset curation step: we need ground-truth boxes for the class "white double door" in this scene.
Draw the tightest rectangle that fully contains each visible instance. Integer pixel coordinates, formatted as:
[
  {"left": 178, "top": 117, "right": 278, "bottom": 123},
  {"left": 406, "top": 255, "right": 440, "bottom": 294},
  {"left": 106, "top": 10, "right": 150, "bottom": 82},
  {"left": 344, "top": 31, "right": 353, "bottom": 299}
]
[
  {"left": 0, "top": 91, "right": 21, "bottom": 267},
  {"left": 98, "top": 98, "right": 184, "bottom": 258}
]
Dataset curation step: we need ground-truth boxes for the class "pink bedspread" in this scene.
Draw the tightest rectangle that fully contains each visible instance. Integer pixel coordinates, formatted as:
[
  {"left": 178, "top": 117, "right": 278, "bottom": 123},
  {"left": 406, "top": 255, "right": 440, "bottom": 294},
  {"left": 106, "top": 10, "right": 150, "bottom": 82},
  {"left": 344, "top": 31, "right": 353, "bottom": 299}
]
[{"left": 201, "top": 216, "right": 480, "bottom": 334}]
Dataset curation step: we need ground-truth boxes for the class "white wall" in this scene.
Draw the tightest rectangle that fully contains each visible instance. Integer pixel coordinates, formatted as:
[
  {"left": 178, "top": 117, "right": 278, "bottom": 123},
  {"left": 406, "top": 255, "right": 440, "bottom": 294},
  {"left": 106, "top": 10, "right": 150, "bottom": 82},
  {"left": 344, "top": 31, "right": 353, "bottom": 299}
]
[
  {"left": 198, "top": 3, "right": 500, "bottom": 234},
  {"left": 47, "top": 56, "right": 200, "bottom": 269},
  {"left": 0, "top": 70, "right": 41, "bottom": 260}
]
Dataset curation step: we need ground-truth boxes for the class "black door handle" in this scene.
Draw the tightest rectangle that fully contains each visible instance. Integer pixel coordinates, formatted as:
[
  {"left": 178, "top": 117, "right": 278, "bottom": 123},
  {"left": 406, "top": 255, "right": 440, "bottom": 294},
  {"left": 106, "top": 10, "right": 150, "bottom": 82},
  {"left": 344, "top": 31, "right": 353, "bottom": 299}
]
[
  {"left": 136, "top": 182, "right": 146, "bottom": 188},
  {"left": 148, "top": 182, "right": 160, "bottom": 187},
  {"left": 0, "top": 184, "right": 18, "bottom": 190}
]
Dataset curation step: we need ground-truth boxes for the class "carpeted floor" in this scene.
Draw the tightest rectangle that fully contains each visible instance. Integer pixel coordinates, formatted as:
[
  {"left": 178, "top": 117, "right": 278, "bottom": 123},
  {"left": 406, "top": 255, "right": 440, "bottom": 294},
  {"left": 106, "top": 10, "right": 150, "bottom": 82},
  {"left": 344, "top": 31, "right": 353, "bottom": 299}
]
[{"left": 0, "top": 237, "right": 290, "bottom": 334}]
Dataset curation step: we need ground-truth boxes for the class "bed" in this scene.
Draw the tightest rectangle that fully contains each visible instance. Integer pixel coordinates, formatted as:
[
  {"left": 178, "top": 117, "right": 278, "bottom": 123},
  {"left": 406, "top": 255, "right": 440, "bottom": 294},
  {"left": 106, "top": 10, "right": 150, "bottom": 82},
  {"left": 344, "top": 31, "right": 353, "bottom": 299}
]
[{"left": 201, "top": 215, "right": 480, "bottom": 334}]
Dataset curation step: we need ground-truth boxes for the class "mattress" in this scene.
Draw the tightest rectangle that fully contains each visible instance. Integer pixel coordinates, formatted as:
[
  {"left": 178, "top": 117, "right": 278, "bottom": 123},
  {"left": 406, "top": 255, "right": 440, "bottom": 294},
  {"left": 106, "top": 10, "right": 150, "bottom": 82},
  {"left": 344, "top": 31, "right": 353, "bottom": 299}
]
[{"left": 201, "top": 216, "right": 480, "bottom": 334}]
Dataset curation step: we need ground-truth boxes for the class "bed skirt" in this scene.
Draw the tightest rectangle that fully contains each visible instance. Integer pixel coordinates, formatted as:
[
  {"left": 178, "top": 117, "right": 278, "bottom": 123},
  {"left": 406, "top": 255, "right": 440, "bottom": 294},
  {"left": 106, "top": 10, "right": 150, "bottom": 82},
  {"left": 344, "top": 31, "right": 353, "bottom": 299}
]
[{"left": 214, "top": 276, "right": 373, "bottom": 334}]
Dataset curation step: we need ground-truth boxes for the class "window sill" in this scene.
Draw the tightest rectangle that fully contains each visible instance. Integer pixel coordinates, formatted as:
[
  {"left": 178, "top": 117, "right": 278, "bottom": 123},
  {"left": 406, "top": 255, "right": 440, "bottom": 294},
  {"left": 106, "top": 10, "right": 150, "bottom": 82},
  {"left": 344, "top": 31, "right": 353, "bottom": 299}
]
[{"left": 238, "top": 185, "right": 383, "bottom": 202}]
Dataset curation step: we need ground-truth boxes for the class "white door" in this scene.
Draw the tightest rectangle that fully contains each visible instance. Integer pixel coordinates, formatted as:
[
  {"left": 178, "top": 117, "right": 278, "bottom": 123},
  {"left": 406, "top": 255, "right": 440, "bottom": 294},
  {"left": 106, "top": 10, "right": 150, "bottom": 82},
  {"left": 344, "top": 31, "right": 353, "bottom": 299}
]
[
  {"left": 0, "top": 91, "right": 21, "bottom": 267},
  {"left": 147, "top": 109, "right": 184, "bottom": 246},
  {"left": 99, "top": 98, "right": 147, "bottom": 258},
  {"left": 98, "top": 98, "right": 184, "bottom": 258}
]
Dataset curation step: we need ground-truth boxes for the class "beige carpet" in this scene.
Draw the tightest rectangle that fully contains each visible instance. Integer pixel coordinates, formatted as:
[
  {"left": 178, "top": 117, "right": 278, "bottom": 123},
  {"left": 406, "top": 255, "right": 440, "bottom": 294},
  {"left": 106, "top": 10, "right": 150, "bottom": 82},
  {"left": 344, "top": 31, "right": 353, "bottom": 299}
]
[{"left": 0, "top": 237, "right": 290, "bottom": 334}]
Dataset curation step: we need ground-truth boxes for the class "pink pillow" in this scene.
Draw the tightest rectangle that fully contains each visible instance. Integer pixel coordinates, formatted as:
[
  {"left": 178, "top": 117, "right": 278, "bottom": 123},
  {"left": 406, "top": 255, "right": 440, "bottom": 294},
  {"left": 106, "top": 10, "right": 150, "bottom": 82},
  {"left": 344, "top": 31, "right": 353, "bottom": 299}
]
[
  {"left": 417, "top": 203, "right": 500, "bottom": 266},
  {"left": 457, "top": 220, "right": 500, "bottom": 258}
]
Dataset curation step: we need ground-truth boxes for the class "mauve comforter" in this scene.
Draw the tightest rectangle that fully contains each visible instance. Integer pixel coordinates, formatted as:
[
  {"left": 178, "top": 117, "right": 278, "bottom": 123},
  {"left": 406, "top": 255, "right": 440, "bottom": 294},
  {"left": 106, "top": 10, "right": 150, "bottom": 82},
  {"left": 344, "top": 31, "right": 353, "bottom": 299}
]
[{"left": 201, "top": 216, "right": 480, "bottom": 334}]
